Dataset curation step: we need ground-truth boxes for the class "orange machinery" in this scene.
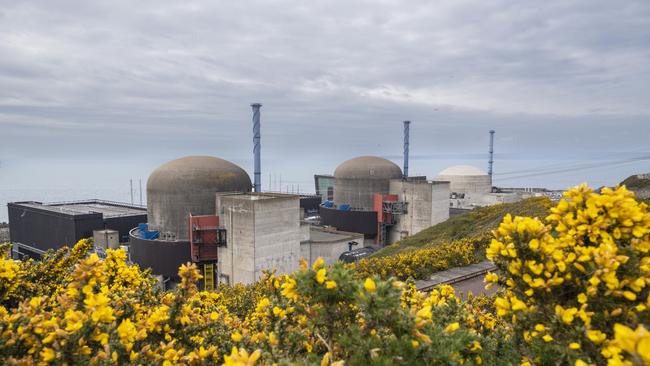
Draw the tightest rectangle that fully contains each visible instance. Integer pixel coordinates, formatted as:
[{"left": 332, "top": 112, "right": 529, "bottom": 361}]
[{"left": 188, "top": 214, "right": 227, "bottom": 290}]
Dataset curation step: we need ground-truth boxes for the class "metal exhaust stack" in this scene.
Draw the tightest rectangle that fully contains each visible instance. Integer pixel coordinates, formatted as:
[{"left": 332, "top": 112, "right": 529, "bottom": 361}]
[
  {"left": 251, "top": 103, "right": 262, "bottom": 192},
  {"left": 403, "top": 120, "right": 410, "bottom": 179},
  {"left": 488, "top": 129, "right": 495, "bottom": 176}
]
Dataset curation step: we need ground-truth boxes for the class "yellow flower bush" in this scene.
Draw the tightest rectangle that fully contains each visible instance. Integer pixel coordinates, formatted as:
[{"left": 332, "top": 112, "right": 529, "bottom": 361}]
[
  {"left": 486, "top": 184, "right": 650, "bottom": 365},
  {"left": 3, "top": 184, "right": 647, "bottom": 365},
  {"left": 352, "top": 234, "right": 490, "bottom": 280},
  {"left": 0, "top": 238, "right": 509, "bottom": 365}
]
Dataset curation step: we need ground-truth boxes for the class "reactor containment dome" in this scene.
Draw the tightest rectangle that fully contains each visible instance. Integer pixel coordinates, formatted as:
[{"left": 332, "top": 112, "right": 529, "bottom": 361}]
[
  {"left": 333, "top": 156, "right": 402, "bottom": 210},
  {"left": 436, "top": 165, "right": 492, "bottom": 194},
  {"left": 147, "top": 156, "right": 253, "bottom": 240}
]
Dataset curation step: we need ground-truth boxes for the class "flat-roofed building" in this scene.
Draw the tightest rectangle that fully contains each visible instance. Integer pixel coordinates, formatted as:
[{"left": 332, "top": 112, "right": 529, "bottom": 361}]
[{"left": 8, "top": 199, "right": 146, "bottom": 258}]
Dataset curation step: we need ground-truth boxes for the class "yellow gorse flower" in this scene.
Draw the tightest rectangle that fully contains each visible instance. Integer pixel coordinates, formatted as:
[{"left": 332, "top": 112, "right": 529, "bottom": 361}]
[
  {"left": 223, "top": 347, "right": 261, "bottom": 366},
  {"left": 315, "top": 269, "right": 327, "bottom": 284},
  {"left": 487, "top": 184, "right": 650, "bottom": 365},
  {"left": 364, "top": 278, "right": 376, "bottom": 293},
  {"left": 445, "top": 322, "right": 460, "bottom": 333}
]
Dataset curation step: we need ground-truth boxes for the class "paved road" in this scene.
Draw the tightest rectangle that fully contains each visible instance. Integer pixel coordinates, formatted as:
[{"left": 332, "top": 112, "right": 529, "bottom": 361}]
[
  {"left": 415, "top": 261, "right": 501, "bottom": 299},
  {"left": 450, "top": 275, "right": 499, "bottom": 299}
]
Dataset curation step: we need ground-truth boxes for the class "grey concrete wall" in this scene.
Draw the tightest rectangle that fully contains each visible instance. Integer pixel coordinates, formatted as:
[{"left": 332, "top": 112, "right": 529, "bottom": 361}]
[
  {"left": 217, "top": 193, "right": 300, "bottom": 285},
  {"left": 334, "top": 177, "right": 392, "bottom": 210},
  {"left": 449, "top": 192, "right": 522, "bottom": 209},
  {"left": 431, "top": 182, "right": 450, "bottom": 225},
  {"left": 93, "top": 230, "right": 119, "bottom": 250},
  {"left": 301, "top": 227, "right": 364, "bottom": 266},
  {"left": 436, "top": 174, "right": 492, "bottom": 194},
  {"left": 129, "top": 233, "right": 191, "bottom": 279},
  {"left": 217, "top": 195, "right": 256, "bottom": 285},
  {"left": 301, "top": 241, "right": 349, "bottom": 265},
  {"left": 300, "top": 221, "right": 311, "bottom": 242},
  {"left": 253, "top": 196, "right": 300, "bottom": 280},
  {"left": 388, "top": 180, "right": 450, "bottom": 243},
  {"left": 148, "top": 189, "right": 219, "bottom": 241}
]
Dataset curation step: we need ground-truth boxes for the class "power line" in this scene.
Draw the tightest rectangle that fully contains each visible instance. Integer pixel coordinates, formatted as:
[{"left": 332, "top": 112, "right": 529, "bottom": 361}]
[
  {"left": 495, "top": 147, "right": 650, "bottom": 177},
  {"left": 496, "top": 156, "right": 650, "bottom": 182}
]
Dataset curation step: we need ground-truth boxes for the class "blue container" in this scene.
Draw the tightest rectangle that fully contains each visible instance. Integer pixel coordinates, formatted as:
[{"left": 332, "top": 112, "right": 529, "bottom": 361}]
[{"left": 139, "top": 223, "right": 159, "bottom": 240}]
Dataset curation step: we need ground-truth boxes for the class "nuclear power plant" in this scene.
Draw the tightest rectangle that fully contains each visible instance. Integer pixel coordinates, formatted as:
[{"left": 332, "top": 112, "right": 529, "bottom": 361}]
[
  {"left": 122, "top": 105, "right": 457, "bottom": 288},
  {"left": 6, "top": 104, "right": 540, "bottom": 289}
]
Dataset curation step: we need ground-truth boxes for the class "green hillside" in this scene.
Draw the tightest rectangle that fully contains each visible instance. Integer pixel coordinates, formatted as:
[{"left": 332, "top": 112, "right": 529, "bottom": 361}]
[
  {"left": 620, "top": 174, "right": 650, "bottom": 199},
  {"left": 372, "top": 196, "right": 553, "bottom": 258}
]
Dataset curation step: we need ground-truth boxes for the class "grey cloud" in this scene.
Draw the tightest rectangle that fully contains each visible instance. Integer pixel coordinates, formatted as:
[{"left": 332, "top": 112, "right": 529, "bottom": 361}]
[{"left": 0, "top": 0, "right": 648, "bottom": 192}]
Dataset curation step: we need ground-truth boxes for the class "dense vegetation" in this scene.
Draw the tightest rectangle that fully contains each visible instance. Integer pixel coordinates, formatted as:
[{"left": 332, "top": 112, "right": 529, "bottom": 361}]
[
  {"left": 372, "top": 196, "right": 552, "bottom": 258},
  {"left": 352, "top": 234, "right": 490, "bottom": 281},
  {"left": 620, "top": 174, "right": 650, "bottom": 200},
  {"left": 1, "top": 184, "right": 649, "bottom": 365}
]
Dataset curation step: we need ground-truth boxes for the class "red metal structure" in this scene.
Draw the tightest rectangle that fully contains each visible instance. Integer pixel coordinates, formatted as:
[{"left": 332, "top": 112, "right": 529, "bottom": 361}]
[
  {"left": 373, "top": 193, "right": 401, "bottom": 245},
  {"left": 189, "top": 214, "right": 227, "bottom": 290}
]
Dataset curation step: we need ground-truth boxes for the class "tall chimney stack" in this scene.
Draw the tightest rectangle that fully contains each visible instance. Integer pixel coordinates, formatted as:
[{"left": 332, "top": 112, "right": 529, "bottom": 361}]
[
  {"left": 488, "top": 129, "right": 495, "bottom": 177},
  {"left": 251, "top": 103, "right": 262, "bottom": 192},
  {"left": 403, "top": 120, "right": 410, "bottom": 179}
]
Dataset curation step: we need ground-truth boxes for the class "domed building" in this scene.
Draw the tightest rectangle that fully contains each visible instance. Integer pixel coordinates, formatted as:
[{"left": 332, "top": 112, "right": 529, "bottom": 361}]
[
  {"left": 147, "top": 156, "right": 252, "bottom": 240},
  {"left": 436, "top": 165, "right": 492, "bottom": 194},
  {"left": 333, "top": 156, "right": 402, "bottom": 210},
  {"left": 130, "top": 156, "right": 252, "bottom": 278}
]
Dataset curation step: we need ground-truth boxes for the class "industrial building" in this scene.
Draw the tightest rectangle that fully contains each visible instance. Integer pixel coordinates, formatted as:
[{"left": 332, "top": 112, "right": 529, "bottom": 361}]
[
  {"left": 146, "top": 156, "right": 253, "bottom": 240},
  {"left": 215, "top": 192, "right": 301, "bottom": 285},
  {"left": 126, "top": 154, "right": 339, "bottom": 286},
  {"left": 4, "top": 103, "right": 513, "bottom": 289},
  {"left": 129, "top": 155, "right": 253, "bottom": 280},
  {"left": 124, "top": 154, "right": 353, "bottom": 286},
  {"left": 315, "top": 121, "right": 453, "bottom": 246},
  {"left": 319, "top": 154, "right": 451, "bottom": 245},
  {"left": 333, "top": 156, "right": 403, "bottom": 210},
  {"left": 435, "top": 164, "right": 533, "bottom": 209},
  {"left": 7, "top": 200, "right": 146, "bottom": 259},
  {"left": 314, "top": 174, "right": 334, "bottom": 201},
  {"left": 436, "top": 165, "right": 493, "bottom": 194},
  {"left": 431, "top": 131, "right": 543, "bottom": 209},
  {"left": 124, "top": 104, "right": 365, "bottom": 287},
  {"left": 301, "top": 225, "right": 364, "bottom": 266},
  {"left": 388, "top": 179, "right": 450, "bottom": 242}
]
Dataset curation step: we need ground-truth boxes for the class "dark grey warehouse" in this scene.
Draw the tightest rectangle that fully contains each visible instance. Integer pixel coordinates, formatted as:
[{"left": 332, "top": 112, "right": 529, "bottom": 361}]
[{"left": 8, "top": 200, "right": 146, "bottom": 259}]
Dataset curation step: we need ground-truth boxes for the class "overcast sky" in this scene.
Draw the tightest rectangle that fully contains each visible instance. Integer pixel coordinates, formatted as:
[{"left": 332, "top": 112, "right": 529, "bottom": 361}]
[{"left": 1, "top": 0, "right": 649, "bottom": 200}]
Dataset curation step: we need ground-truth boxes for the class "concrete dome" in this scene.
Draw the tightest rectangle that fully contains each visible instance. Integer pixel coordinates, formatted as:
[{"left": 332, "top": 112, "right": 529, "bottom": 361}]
[
  {"left": 334, "top": 156, "right": 402, "bottom": 180},
  {"left": 147, "top": 156, "right": 252, "bottom": 240},
  {"left": 333, "top": 156, "right": 402, "bottom": 210},
  {"left": 436, "top": 165, "right": 491, "bottom": 194}
]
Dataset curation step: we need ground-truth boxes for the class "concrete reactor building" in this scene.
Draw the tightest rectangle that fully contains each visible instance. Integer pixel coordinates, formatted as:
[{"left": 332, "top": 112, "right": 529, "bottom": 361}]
[
  {"left": 321, "top": 142, "right": 450, "bottom": 245},
  {"left": 146, "top": 156, "right": 253, "bottom": 240},
  {"left": 436, "top": 165, "right": 492, "bottom": 194},
  {"left": 436, "top": 163, "right": 527, "bottom": 209},
  {"left": 129, "top": 156, "right": 253, "bottom": 280},
  {"left": 333, "top": 156, "right": 403, "bottom": 210}
]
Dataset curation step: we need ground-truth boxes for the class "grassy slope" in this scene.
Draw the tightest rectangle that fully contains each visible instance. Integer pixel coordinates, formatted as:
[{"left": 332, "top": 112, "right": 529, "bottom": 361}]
[
  {"left": 371, "top": 196, "right": 553, "bottom": 258},
  {"left": 620, "top": 174, "right": 650, "bottom": 199},
  {"left": 621, "top": 174, "right": 650, "bottom": 189}
]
